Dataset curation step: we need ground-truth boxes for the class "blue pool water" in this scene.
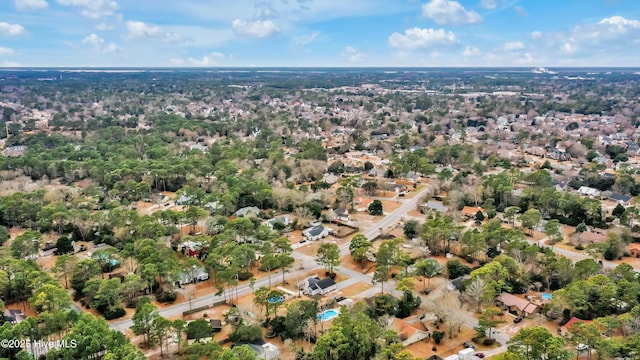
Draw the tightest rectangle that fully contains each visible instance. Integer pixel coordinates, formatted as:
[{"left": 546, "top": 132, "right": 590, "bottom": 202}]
[
  {"left": 268, "top": 296, "right": 284, "bottom": 304},
  {"left": 318, "top": 309, "right": 339, "bottom": 321},
  {"left": 542, "top": 293, "right": 552, "bottom": 300}
]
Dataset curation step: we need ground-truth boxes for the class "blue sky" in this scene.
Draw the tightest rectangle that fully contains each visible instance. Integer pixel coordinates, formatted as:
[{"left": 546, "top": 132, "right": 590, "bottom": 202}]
[{"left": 1, "top": 0, "right": 639, "bottom": 67}]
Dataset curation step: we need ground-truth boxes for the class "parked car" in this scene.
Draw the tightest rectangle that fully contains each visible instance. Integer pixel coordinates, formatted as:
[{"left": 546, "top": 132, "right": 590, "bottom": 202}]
[
  {"left": 463, "top": 342, "right": 475, "bottom": 350},
  {"left": 475, "top": 353, "right": 485, "bottom": 359},
  {"left": 514, "top": 316, "right": 523, "bottom": 323}
]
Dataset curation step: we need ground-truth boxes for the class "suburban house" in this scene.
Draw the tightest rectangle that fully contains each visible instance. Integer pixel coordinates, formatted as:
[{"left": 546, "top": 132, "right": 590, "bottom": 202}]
[
  {"left": 419, "top": 201, "right": 448, "bottom": 214},
  {"left": 300, "top": 275, "right": 337, "bottom": 296},
  {"left": 578, "top": 186, "right": 601, "bottom": 198},
  {"left": 4, "top": 309, "right": 26, "bottom": 324},
  {"left": 179, "top": 240, "right": 208, "bottom": 258},
  {"left": 334, "top": 208, "right": 350, "bottom": 222},
  {"left": 262, "top": 215, "right": 291, "bottom": 230},
  {"left": 560, "top": 317, "right": 592, "bottom": 336},
  {"left": 234, "top": 206, "right": 262, "bottom": 217},
  {"left": 628, "top": 243, "right": 640, "bottom": 258},
  {"left": 497, "top": 292, "right": 540, "bottom": 317},
  {"left": 461, "top": 206, "right": 483, "bottom": 220},
  {"left": 209, "top": 319, "right": 223, "bottom": 332},
  {"left": 302, "top": 224, "right": 332, "bottom": 241},
  {"left": 389, "top": 315, "right": 430, "bottom": 346},
  {"left": 609, "top": 193, "right": 633, "bottom": 206},
  {"left": 354, "top": 197, "right": 374, "bottom": 212},
  {"left": 246, "top": 343, "right": 280, "bottom": 360},
  {"left": 171, "top": 266, "right": 209, "bottom": 287}
]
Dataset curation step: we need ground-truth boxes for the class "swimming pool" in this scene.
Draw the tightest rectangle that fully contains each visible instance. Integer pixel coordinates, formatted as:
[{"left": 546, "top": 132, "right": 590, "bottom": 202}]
[
  {"left": 541, "top": 293, "right": 552, "bottom": 300},
  {"left": 268, "top": 296, "right": 284, "bottom": 304},
  {"left": 318, "top": 309, "right": 339, "bottom": 321}
]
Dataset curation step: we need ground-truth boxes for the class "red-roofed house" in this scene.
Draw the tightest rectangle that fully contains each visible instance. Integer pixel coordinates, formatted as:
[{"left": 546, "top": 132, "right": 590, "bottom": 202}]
[
  {"left": 354, "top": 197, "right": 375, "bottom": 212},
  {"left": 560, "top": 317, "right": 592, "bottom": 336},
  {"left": 461, "top": 206, "right": 483, "bottom": 220}
]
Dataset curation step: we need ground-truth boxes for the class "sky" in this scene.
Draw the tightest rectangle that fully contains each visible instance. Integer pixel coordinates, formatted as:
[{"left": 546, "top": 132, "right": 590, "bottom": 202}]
[{"left": 0, "top": 0, "right": 640, "bottom": 67}]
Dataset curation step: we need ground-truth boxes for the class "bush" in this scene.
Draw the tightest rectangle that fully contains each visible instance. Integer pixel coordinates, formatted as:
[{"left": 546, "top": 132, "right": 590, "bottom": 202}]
[
  {"left": 102, "top": 307, "right": 126, "bottom": 320},
  {"left": 238, "top": 271, "right": 253, "bottom": 281},
  {"left": 483, "top": 338, "right": 495, "bottom": 346},
  {"left": 156, "top": 291, "right": 178, "bottom": 303},
  {"left": 229, "top": 324, "right": 263, "bottom": 343},
  {"left": 575, "top": 245, "right": 584, "bottom": 250},
  {"left": 125, "top": 298, "right": 138, "bottom": 309},
  {"left": 433, "top": 330, "right": 445, "bottom": 344}
]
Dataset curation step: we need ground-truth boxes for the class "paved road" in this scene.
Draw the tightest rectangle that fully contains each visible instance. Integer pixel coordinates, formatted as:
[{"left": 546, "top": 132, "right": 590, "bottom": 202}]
[
  {"left": 111, "top": 186, "right": 433, "bottom": 332},
  {"left": 338, "top": 185, "right": 434, "bottom": 256}
]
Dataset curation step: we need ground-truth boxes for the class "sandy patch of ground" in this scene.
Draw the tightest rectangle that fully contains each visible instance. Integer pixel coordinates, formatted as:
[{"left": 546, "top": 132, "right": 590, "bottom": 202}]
[
  {"left": 380, "top": 199, "right": 402, "bottom": 213},
  {"left": 406, "top": 325, "right": 478, "bottom": 359},
  {"left": 339, "top": 254, "right": 372, "bottom": 273},
  {"left": 334, "top": 282, "right": 372, "bottom": 298}
]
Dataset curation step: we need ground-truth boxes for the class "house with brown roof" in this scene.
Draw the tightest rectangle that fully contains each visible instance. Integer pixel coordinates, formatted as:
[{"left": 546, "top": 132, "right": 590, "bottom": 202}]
[
  {"left": 497, "top": 292, "right": 540, "bottom": 317},
  {"left": 389, "top": 316, "right": 430, "bottom": 346},
  {"left": 461, "top": 206, "right": 483, "bottom": 220},
  {"left": 628, "top": 243, "right": 640, "bottom": 258},
  {"left": 560, "top": 317, "right": 592, "bottom": 336}
]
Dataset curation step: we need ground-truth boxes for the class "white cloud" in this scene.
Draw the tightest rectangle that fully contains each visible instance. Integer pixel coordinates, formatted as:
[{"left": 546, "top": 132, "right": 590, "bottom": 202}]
[
  {"left": 188, "top": 53, "right": 225, "bottom": 66},
  {"left": 342, "top": 46, "right": 366, "bottom": 62},
  {"left": 422, "top": 0, "right": 482, "bottom": 26},
  {"left": 82, "top": 33, "right": 120, "bottom": 53},
  {"left": 170, "top": 52, "right": 225, "bottom": 66},
  {"left": 504, "top": 41, "right": 525, "bottom": 51},
  {"left": 478, "top": 0, "right": 497, "bottom": 9},
  {"left": 95, "top": 23, "right": 114, "bottom": 31},
  {"left": 0, "top": 47, "right": 16, "bottom": 56},
  {"left": 14, "top": 0, "right": 48, "bottom": 11},
  {"left": 232, "top": 19, "right": 280, "bottom": 38},
  {"left": 388, "top": 27, "right": 458, "bottom": 50},
  {"left": 598, "top": 16, "right": 640, "bottom": 33},
  {"left": 462, "top": 46, "right": 480, "bottom": 57},
  {"left": 292, "top": 31, "right": 320, "bottom": 46},
  {"left": 126, "top": 21, "right": 183, "bottom": 43},
  {"left": 55, "top": 0, "right": 118, "bottom": 19},
  {"left": 0, "top": 22, "right": 27, "bottom": 36},
  {"left": 1, "top": 61, "right": 21, "bottom": 67},
  {"left": 530, "top": 31, "right": 542, "bottom": 39},
  {"left": 513, "top": 5, "right": 528, "bottom": 17},
  {"left": 561, "top": 39, "right": 577, "bottom": 54}
]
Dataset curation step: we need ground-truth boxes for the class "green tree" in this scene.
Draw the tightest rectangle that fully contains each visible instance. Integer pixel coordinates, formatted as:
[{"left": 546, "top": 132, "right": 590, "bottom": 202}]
[
  {"left": 476, "top": 307, "right": 504, "bottom": 340},
  {"left": 131, "top": 297, "right": 158, "bottom": 346},
  {"left": 507, "top": 326, "right": 570, "bottom": 360},
  {"left": 186, "top": 319, "right": 213, "bottom": 343},
  {"left": 0, "top": 226, "right": 8, "bottom": 245},
  {"left": 414, "top": 258, "right": 441, "bottom": 291},
  {"left": 368, "top": 200, "right": 383, "bottom": 216},
  {"left": 93, "top": 278, "right": 122, "bottom": 311},
  {"left": 313, "top": 304, "right": 388, "bottom": 360},
  {"left": 544, "top": 219, "right": 563, "bottom": 245},
  {"left": 55, "top": 236, "right": 74, "bottom": 254},
  {"left": 70, "top": 259, "right": 101, "bottom": 294},
  {"left": 316, "top": 243, "right": 340, "bottom": 275},
  {"left": 403, "top": 220, "right": 420, "bottom": 239},
  {"left": 30, "top": 283, "right": 71, "bottom": 313},
  {"left": 349, "top": 234, "right": 373, "bottom": 266},
  {"left": 10, "top": 230, "right": 41, "bottom": 259},
  {"left": 504, "top": 206, "right": 521, "bottom": 227},
  {"left": 373, "top": 240, "right": 399, "bottom": 293},
  {"left": 519, "top": 208, "right": 541, "bottom": 235},
  {"left": 53, "top": 254, "right": 78, "bottom": 289}
]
